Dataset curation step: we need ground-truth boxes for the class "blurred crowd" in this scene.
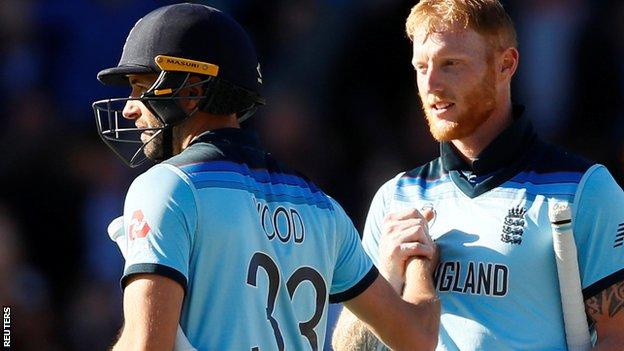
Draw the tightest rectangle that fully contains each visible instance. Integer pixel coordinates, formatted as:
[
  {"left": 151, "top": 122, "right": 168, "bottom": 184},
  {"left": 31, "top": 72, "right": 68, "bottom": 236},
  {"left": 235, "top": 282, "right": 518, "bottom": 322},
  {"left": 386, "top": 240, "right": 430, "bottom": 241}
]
[{"left": 0, "top": 0, "right": 622, "bottom": 349}]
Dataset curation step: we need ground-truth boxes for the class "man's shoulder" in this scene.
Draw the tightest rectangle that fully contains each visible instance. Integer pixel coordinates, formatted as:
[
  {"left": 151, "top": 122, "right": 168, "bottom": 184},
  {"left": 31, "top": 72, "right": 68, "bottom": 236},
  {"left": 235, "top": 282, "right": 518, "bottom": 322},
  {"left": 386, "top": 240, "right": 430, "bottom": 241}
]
[
  {"left": 526, "top": 140, "right": 595, "bottom": 175},
  {"left": 163, "top": 140, "right": 302, "bottom": 176},
  {"left": 395, "top": 157, "right": 448, "bottom": 189},
  {"left": 164, "top": 141, "right": 314, "bottom": 182},
  {"left": 367, "top": 157, "right": 446, "bottom": 203},
  {"left": 125, "top": 163, "right": 196, "bottom": 214},
  {"left": 159, "top": 141, "right": 331, "bottom": 207}
]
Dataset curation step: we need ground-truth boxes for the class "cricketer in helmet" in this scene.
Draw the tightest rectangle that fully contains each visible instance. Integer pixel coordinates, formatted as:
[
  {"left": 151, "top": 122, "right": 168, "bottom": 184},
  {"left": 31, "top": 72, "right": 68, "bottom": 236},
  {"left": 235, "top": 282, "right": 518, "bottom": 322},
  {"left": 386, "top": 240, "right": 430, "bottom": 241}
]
[{"left": 93, "top": 3, "right": 265, "bottom": 167}]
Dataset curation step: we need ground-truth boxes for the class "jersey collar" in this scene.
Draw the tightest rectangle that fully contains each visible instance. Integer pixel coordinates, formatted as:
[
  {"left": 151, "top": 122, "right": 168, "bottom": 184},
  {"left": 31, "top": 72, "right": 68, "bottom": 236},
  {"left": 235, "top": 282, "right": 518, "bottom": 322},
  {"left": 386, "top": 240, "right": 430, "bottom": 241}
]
[
  {"left": 440, "top": 105, "right": 535, "bottom": 174},
  {"left": 189, "top": 128, "right": 262, "bottom": 149},
  {"left": 440, "top": 105, "right": 539, "bottom": 198}
]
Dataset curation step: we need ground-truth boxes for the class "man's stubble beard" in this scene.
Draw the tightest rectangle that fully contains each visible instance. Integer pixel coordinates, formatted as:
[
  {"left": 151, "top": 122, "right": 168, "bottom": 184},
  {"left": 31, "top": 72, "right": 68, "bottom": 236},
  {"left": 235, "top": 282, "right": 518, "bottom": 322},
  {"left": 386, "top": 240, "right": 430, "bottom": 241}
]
[
  {"left": 421, "top": 65, "right": 497, "bottom": 142},
  {"left": 143, "top": 132, "right": 164, "bottom": 160},
  {"left": 143, "top": 123, "right": 185, "bottom": 160}
]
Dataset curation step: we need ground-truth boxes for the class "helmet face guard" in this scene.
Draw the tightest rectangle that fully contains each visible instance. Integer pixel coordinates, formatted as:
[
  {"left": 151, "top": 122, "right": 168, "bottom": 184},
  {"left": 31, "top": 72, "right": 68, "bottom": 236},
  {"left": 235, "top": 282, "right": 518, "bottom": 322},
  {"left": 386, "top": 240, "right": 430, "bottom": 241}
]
[{"left": 93, "top": 96, "right": 168, "bottom": 168}]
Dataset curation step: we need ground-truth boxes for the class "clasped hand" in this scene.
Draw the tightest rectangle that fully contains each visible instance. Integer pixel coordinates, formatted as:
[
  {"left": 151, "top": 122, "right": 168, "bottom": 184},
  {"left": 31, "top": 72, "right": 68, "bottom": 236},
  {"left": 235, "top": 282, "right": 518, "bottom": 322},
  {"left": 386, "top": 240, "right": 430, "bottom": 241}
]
[{"left": 378, "top": 208, "right": 438, "bottom": 293}]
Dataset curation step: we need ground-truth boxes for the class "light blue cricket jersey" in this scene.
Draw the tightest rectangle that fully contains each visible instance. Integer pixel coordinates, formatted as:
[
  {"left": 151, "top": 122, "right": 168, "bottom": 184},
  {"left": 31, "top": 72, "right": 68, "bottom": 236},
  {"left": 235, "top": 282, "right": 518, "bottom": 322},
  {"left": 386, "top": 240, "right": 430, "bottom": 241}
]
[
  {"left": 121, "top": 128, "right": 377, "bottom": 350},
  {"left": 363, "top": 108, "right": 624, "bottom": 350}
]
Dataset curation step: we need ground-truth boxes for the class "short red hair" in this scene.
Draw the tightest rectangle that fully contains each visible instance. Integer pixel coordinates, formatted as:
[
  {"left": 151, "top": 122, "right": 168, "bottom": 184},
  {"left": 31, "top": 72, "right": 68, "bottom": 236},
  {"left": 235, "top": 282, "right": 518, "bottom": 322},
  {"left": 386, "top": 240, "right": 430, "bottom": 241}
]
[{"left": 406, "top": 0, "right": 517, "bottom": 50}]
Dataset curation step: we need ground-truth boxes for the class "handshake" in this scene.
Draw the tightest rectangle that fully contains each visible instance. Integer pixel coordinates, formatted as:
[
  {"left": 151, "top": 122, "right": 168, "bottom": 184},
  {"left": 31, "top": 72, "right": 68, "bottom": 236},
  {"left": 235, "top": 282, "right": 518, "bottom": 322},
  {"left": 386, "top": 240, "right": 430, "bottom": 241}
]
[
  {"left": 378, "top": 207, "right": 438, "bottom": 294},
  {"left": 107, "top": 216, "right": 198, "bottom": 351}
]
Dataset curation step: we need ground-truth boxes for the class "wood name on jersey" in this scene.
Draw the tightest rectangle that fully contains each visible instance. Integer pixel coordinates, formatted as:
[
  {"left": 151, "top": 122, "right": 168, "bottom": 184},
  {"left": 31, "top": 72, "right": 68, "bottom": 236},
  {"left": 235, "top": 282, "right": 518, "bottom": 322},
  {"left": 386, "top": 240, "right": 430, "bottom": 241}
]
[{"left": 255, "top": 201, "right": 306, "bottom": 244}]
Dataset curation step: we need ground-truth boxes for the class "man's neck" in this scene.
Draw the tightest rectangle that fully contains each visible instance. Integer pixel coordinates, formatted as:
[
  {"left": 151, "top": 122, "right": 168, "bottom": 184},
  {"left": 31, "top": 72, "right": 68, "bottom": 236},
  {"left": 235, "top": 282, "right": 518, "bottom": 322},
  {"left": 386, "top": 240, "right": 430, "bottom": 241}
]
[
  {"left": 175, "top": 113, "right": 240, "bottom": 154},
  {"left": 451, "top": 100, "right": 514, "bottom": 162}
]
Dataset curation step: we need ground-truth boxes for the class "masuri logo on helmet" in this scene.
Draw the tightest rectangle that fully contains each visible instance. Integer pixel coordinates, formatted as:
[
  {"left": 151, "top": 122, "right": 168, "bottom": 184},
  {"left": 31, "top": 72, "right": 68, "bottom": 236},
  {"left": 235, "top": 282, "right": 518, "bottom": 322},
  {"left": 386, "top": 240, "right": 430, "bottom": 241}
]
[{"left": 155, "top": 55, "right": 220, "bottom": 77}]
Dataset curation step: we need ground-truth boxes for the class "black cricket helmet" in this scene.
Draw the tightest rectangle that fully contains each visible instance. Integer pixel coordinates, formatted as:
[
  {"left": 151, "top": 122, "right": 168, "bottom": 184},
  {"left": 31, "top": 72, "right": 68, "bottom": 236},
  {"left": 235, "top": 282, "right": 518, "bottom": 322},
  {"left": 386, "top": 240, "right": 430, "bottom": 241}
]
[{"left": 93, "top": 3, "right": 265, "bottom": 167}]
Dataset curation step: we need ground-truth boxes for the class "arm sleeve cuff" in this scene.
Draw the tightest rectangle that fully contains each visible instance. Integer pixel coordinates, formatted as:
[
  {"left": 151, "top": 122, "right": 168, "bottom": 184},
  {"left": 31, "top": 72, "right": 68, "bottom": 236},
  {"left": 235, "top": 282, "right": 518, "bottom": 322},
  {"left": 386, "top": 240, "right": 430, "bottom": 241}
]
[
  {"left": 582, "top": 267, "right": 624, "bottom": 300},
  {"left": 329, "top": 266, "right": 378, "bottom": 303},
  {"left": 121, "top": 263, "right": 188, "bottom": 294}
]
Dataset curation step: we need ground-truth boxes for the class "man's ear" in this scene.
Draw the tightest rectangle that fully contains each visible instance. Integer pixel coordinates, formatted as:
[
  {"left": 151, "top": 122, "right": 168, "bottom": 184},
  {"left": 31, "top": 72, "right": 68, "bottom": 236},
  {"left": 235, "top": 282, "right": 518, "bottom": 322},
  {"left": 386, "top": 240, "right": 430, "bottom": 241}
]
[
  {"left": 499, "top": 47, "right": 519, "bottom": 82},
  {"left": 179, "top": 76, "right": 204, "bottom": 112}
]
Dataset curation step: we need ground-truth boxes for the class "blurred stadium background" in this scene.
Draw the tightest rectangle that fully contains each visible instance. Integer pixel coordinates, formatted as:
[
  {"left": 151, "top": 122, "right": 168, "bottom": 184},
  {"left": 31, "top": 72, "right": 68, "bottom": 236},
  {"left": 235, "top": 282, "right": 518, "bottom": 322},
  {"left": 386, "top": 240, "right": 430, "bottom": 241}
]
[{"left": 0, "top": 0, "right": 622, "bottom": 349}]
